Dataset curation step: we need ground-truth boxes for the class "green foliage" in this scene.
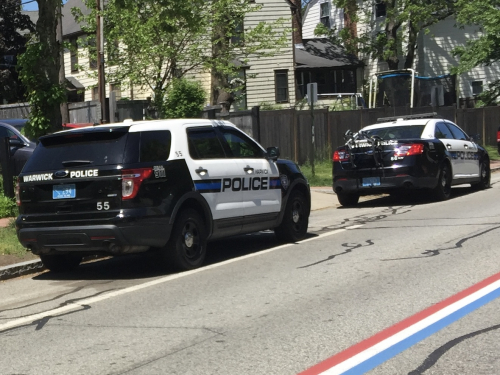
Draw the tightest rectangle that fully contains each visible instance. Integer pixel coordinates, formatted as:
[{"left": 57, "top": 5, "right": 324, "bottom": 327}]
[
  {"left": 0, "top": 225, "right": 27, "bottom": 256},
  {"left": 17, "top": 41, "right": 66, "bottom": 140},
  {"left": 0, "top": 177, "right": 17, "bottom": 218},
  {"left": 314, "top": 23, "right": 341, "bottom": 45},
  {"left": 259, "top": 102, "right": 283, "bottom": 111},
  {"left": 452, "top": 0, "right": 500, "bottom": 103},
  {"left": 163, "top": 78, "right": 206, "bottom": 119},
  {"left": 299, "top": 159, "right": 332, "bottom": 187}
]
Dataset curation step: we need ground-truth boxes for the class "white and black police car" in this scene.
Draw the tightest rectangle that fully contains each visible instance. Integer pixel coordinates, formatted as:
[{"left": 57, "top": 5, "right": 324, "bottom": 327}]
[
  {"left": 16, "top": 119, "right": 310, "bottom": 272},
  {"left": 333, "top": 113, "right": 490, "bottom": 206}
]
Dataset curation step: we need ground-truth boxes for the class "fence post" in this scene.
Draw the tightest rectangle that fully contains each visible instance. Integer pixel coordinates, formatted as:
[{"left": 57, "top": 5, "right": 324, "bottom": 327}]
[{"left": 0, "top": 137, "right": 14, "bottom": 198}]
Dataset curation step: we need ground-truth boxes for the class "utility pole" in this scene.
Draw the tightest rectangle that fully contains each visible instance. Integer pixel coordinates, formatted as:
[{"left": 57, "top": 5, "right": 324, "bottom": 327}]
[
  {"left": 96, "top": 0, "right": 107, "bottom": 123},
  {"left": 57, "top": 1, "right": 69, "bottom": 126}
]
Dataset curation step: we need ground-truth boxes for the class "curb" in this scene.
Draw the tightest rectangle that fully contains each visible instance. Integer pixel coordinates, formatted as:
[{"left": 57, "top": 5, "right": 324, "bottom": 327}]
[{"left": 0, "top": 259, "right": 44, "bottom": 281}]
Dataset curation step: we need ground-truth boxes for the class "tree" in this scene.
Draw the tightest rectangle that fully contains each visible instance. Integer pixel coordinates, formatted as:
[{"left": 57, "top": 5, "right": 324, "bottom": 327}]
[
  {"left": 328, "top": 0, "right": 455, "bottom": 69},
  {"left": 0, "top": 0, "right": 35, "bottom": 103},
  {"left": 75, "top": 0, "right": 288, "bottom": 115},
  {"left": 18, "top": 0, "right": 65, "bottom": 139},
  {"left": 452, "top": 0, "right": 500, "bottom": 105}
]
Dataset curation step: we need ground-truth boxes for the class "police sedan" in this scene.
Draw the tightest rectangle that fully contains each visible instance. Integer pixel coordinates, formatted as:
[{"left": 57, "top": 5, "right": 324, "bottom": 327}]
[{"left": 332, "top": 113, "right": 490, "bottom": 206}]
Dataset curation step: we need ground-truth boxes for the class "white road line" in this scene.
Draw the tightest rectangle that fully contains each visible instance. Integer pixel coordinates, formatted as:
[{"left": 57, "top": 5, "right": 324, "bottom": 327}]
[{"left": 0, "top": 225, "right": 361, "bottom": 332}]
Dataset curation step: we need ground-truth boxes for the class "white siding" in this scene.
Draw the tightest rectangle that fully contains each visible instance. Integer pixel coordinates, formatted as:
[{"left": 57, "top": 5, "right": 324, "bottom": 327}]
[
  {"left": 244, "top": 0, "right": 295, "bottom": 108},
  {"left": 302, "top": 0, "right": 344, "bottom": 39}
]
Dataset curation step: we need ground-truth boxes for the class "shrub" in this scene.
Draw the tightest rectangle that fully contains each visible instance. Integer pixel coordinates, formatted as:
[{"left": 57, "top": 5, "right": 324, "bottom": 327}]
[{"left": 163, "top": 78, "right": 206, "bottom": 119}]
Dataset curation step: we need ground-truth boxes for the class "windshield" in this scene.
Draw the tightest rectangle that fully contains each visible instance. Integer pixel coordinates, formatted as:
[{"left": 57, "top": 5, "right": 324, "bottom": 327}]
[
  {"left": 22, "top": 128, "right": 130, "bottom": 172},
  {"left": 364, "top": 125, "right": 425, "bottom": 140}
]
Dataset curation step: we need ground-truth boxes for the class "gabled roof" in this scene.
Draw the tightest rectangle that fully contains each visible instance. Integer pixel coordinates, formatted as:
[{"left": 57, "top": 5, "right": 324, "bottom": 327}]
[
  {"left": 62, "top": 0, "right": 91, "bottom": 37},
  {"left": 295, "top": 38, "right": 363, "bottom": 69}
]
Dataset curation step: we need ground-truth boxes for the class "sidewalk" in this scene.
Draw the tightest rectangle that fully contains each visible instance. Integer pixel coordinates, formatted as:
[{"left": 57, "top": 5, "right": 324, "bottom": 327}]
[{"left": 1, "top": 160, "right": 500, "bottom": 281}]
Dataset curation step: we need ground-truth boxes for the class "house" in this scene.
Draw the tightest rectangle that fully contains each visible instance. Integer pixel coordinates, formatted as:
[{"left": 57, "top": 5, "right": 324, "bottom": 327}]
[
  {"left": 61, "top": 0, "right": 296, "bottom": 113},
  {"left": 302, "top": 0, "right": 500, "bottom": 107}
]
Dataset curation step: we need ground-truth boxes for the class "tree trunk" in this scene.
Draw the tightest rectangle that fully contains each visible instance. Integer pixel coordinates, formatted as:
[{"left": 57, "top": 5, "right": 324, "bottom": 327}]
[
  {"left": 36, "top": 0, "right": 62, "bottom": 133},
  {"left": 343, "top": 0, "right": 358, "bottom": 55},
  {"left": 404, "top": 21, "right": 418, "bottom": 70}
]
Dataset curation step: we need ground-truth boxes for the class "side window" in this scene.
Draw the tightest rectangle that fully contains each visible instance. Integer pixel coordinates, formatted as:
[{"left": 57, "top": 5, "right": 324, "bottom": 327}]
[
  {"left": 140, "top": 131, "right": 171, "bottom": 162},
  {"left": 187, "top": 128, "right": 226, "bottom": 159},
  {"left": 434, "top": 122, "right": 454, "bottom": 139},
  {"left": 221, "top": 128, "right": 264, "bottom": 158},
  {"left": 446, "top": 123, "right": 468, "bottom": 140}
]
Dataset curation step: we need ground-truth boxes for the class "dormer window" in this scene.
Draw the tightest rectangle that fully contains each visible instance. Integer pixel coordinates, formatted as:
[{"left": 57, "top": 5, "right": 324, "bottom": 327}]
[{"left": 320, "top": 2, "right": 330, "bottom": 27}]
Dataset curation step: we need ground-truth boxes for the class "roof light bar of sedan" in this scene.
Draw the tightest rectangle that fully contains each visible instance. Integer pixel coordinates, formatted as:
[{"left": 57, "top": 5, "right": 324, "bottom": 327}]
[{"left": 376, "top": 112, "right": 438, "bottom": 123}]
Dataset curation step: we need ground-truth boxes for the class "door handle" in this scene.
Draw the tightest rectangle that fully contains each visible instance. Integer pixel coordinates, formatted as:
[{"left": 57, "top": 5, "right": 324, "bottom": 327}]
[
  {"left": 244, "top": 166, "right": 254, "bottom": 174},
  {"left": 195, "top": 167, "right": 207, "bottom": 176}
]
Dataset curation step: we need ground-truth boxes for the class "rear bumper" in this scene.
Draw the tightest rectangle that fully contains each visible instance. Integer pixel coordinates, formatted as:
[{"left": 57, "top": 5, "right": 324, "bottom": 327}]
[
  {"left": 16, "top": 219, "right": 172, "bottom": 256},
  {"left": 333, "top": 166, "right": 437, "bottom": 195}
]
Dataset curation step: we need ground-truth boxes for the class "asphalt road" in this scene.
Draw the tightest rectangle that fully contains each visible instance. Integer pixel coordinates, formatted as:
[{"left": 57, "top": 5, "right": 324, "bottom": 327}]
[{"left": 2, "top": 175, "right": 500, "bottom": 375}]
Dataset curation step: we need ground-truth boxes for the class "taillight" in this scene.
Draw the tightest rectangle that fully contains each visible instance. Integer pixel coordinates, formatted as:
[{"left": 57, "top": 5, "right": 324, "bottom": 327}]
[
  {"left": 121, "top": 168, "right": 153, "bottom": 200},
  {"left": 333, "top": 149, "right": 350, "bottom": 162},
  {"left": 394, "top": 143, "right": 424, "bottom": 157},
  {"left": 15, "top": 177, "right": 21, "bottom": 206},
  {"left": 497, "top": 130, "right": 500, "bottom": 142}
]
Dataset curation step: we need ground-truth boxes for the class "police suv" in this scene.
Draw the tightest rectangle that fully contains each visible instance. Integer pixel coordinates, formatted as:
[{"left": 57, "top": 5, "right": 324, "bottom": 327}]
[
  {"left": 333, "top": 113, "right": 490, "bottom": 206},
  {"left": 16, "top": 119, "right": 311, "bottom": 272}
]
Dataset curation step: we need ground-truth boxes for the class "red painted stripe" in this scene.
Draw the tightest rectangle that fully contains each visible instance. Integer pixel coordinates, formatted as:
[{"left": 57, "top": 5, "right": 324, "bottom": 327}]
[{"left": 299, "top": 271, "right": 500, "bottom": 375}]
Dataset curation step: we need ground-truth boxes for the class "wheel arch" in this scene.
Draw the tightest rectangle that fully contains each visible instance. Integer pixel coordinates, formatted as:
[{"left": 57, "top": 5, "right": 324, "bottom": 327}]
[{"left": 169, "top": 192, "right": 214, "bottom": 238}]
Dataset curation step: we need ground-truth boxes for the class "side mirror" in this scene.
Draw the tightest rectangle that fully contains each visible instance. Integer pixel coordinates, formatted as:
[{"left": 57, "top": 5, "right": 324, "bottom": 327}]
[
  {"left": 266, "top": 146, "right": 280, "bottom": 161},
  {"left": 9, "top": 138, "right": 25, "bottom": 148}
]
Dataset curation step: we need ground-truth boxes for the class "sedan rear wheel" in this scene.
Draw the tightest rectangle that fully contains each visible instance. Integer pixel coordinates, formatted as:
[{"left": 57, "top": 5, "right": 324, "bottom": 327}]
[
  {"left": 471, "top": 159, "right": 490, "bottom": 190},
  {"left": 432, "top": 163, "right": 452, "bottom": 201}
]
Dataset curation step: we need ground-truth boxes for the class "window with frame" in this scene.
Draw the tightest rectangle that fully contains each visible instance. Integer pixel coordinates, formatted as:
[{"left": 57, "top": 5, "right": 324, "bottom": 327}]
[
  {"left": 188, "top": 128, "right": 226, "bottom": 159},
  {"left": 221, "top": 128, "right": 264, "bottom": 158},
  {"left": 434, "top": 122, "right": 454, "bottom": 139},
  {"left": 140, "top": 131, "right": 171, "bottom": 162},
  {"left": 70, "top": 37, "right": 78, "bottom": 72},
  {"left": 320, "top": 2, "right": 330, "bottom": 27},
  {"left": 91, "top": 86, "right": 99, "bottom": 101},
  {"left": 110, "top": 83, "right": 121, "bottom": 100},
  {"left": 375, "top": 0, "right": 386, "bottom": 18},
  {"left": 231, "top": 16, "right": 244, "bottom": 45},
  {"left": 471, "top": 81, "right": 483, "bottom": 96},
  {"left": 447, "top": 123, "right": 468, "bottom": 140},
  {"left": 275, "top": 70, "right": 289, "bottom": 103},
  {"left": 88, "top": 37, "right": 97, "bottom": 69}
]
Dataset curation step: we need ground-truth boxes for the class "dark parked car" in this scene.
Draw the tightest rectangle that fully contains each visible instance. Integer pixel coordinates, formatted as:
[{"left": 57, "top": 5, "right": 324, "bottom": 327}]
[{"left": 0, "top": 119, "right": 36, "bottom": 176}]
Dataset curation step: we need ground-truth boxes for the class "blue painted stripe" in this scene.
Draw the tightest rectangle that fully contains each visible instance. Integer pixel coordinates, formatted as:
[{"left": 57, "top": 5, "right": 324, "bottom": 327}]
[
  {"left": 342, "top": 286, "right": 500, "bottom": 374},
  {"left": 195, "top": 182, "right": 221, "bottom": 191}
]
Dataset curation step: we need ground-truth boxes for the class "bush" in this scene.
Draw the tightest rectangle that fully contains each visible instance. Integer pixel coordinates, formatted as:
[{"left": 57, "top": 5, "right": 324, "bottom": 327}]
[
  {"left": 163, "top": 78, "right": 206, "bottom": 119},
  {"left": 0, "top": 176, "right": 18, "bottom": 218}
]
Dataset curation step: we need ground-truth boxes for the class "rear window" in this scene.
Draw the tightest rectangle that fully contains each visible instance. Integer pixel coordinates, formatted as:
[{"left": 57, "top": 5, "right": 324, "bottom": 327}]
[
  {"left": 365, "top": 125, "right": 425, "bottom": 140},
  {"left": 23, "top": 128, "right": 130, "bottom": 172}
]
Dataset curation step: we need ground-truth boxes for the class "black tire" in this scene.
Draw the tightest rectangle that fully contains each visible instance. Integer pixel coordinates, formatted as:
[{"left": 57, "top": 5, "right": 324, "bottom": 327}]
[
  {"left": 471, "top": 159, "right": 490, "bottom": 190},
  {"left": 274, "top": 190, "right": 309, "bottom": 242},
  {"left": 164, "top": 209, "right": 207, "bottom": 271},
  {"left": 432, "top": 163, "right": 452, "bottom": 201},
  {"left": 336, "top": 192, "right": 360, "bottom": 207},
  {"left": 40, "top": 254, "right": 82, "bottom": 273}
]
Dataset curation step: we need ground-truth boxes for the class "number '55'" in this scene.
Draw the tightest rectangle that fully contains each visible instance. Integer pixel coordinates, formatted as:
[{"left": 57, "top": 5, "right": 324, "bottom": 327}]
[{"left": 97, "top": 202, "right": 110, "bottom": 210}]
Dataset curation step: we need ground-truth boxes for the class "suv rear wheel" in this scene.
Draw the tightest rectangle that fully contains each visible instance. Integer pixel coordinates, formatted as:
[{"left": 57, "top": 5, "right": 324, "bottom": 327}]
[
  {"left": 40, "top": 254, "right": 82, "bottom": 273},
  {"left": 164, "top": 209, "right": 207, "bottom": 271}
]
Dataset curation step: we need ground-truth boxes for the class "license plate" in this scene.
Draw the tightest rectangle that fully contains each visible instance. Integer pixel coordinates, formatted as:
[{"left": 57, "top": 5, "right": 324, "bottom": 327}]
[
  {"left": 53, "top": 184, "right": 76, "bottom": 199},
  {"left": 362, "top": 177, "right": 380, "bottom": 187}
]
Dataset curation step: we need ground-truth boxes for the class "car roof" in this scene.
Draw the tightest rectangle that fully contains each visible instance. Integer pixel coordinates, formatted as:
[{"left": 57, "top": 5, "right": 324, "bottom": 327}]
[
  {"left": 363, "top": 118, "right": 438, "bottom": 130},
  {"left": 54, "top": 118, "right": 237, "bottom": 134}
]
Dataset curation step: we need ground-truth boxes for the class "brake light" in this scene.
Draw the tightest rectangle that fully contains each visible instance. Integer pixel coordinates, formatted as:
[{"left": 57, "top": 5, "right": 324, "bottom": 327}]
[
  {"left": 497, "top": 130, "right": 500, "bottom": 142},
  {"left": 394, "top": 143, "right": 424, "bottom": 157},
  {"left": 333, "top": 149, "right": 350, "bottom": 162},
  {"left": 15, "top": 177, "right": 21, "bottom": 206},
  {"left": 121, "top": 168, "right": 153, "bottom": 200}
]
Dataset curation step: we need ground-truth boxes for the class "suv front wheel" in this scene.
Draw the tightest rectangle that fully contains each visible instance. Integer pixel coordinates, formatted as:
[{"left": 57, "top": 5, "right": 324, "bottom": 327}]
[{"left": 274, "top": 190, "right": 309, "bottom": 242}]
